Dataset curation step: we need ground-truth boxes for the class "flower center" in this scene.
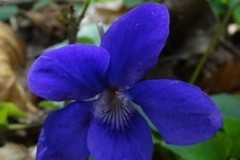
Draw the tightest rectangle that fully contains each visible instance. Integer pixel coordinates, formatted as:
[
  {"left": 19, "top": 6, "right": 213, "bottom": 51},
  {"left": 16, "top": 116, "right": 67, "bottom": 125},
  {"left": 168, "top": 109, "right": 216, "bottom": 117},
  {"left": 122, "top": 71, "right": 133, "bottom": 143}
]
[{"left": 94, "top": 88, "right": 134, "bottom": 131}]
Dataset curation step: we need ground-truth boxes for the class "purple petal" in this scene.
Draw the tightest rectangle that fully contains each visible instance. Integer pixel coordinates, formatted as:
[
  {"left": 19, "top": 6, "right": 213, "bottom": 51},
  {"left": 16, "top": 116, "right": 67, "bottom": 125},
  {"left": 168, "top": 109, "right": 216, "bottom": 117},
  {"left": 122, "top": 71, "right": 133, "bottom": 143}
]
[
  {"left": 36, "top": 101, "right": 92, "bottom": 160},
  {"left": 28, "top": 44, "right": 109, "bottom": 101},
  {"left": 87, "top": 110, "right": 153, "bottom": 160},
  {"left": 125, "top": 80, "right": 223, "bottom": 145},
  {"left": 101, "top": 3, "right": 169, "bottom": 87}
]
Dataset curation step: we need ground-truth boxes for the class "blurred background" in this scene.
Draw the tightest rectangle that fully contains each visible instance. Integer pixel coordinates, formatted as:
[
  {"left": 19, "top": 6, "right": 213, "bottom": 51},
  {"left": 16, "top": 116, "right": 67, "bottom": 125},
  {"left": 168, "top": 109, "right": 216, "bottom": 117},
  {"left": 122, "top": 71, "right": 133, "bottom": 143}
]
[{"left": 0, "top": 0, "right": 240, "bottom": 159}]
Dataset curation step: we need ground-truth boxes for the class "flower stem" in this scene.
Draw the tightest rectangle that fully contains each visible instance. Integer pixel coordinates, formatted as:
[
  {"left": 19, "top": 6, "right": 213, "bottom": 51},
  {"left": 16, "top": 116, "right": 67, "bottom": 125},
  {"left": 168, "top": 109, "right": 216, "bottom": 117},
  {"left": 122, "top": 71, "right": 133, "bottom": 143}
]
[{"left": 190, "top": 3, "right": 240, "bottom": 84}]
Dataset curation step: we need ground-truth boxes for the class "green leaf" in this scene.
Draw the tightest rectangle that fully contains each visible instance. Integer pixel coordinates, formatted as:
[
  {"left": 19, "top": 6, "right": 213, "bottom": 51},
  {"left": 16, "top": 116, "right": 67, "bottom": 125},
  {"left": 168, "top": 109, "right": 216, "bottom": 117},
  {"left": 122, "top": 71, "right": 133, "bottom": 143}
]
[
  {"left": 123, "top": 0, "right": 161, "bottom": 7},
  {"left": 232, "top": 5, "right": 240, "bottom": 24},
  {"left": 123, "top": 0, "right": 144, "bottom": 7},
  {"left": 211, "top": 94, "right": 240, "bottom": 158},
  {"left": 0, "top": 106, "right": 8, "bottom": 129},
  {"left": 224, "top": 118, "right": 240, "bottom": 158},
  {"left": 32, "top": 0, "right": 54, "bottom": 10},
  {"left": 163, "top": 132, "right": 232, "bottom": 160},
  {"left": 39, "top": 101, "right": 63, "bottom": 110},
  {"left": 77, "top": 23, "right": 108, "bottom": 45},
  {"left": 211, "top": 93, "right": 240, "bottom": 119},
  {"left": 77, "top": 36, "right": 95, "bottom": 44},
  {"left": 0, "top": 102, "right": 26, "bottom": 129},
  {"left": 0, "top": 5, "right": 19, "bottom": 20},
  {"left": 228, "top": 0, "right": 240, "bottom": 24},
  {"left": 210, "top": 1, "right": 228, "bottom": 15},
  {"left": 228, "top": 0, "right": 240, "bottom": 7},
  {"left": 6, "top": 103, "right": 27, "bottom": 119},
  {"left": 93, "top": 0, "right": 115, "bottom": 2},
  {"left": 217, "top": 0, "right": 229, "bottom": 4}
]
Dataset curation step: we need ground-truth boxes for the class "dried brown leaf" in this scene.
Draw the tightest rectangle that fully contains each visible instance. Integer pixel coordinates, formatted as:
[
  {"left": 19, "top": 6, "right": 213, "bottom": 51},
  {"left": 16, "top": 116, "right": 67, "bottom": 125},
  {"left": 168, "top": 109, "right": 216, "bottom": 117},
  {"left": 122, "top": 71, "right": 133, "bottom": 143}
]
[
  {"left": 0, "top": 22, "right": 37, "bottom": 115},
  {"left": 200, "top": 58, "right": 240, "bottom": 93}
]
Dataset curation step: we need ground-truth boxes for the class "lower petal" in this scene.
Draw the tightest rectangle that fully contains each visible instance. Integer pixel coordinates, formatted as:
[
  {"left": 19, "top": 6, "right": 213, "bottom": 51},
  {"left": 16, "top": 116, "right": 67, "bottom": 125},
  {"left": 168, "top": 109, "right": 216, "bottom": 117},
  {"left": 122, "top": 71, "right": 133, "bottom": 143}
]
[
  {"left": 125, "top": 80, "right": 223, "bottom": 145},
  {"left": 36, "top": 101, "right": 93, "bottom": 160},
  {"left": 87, "top": 110, "right": 153, "bottom": 160}
]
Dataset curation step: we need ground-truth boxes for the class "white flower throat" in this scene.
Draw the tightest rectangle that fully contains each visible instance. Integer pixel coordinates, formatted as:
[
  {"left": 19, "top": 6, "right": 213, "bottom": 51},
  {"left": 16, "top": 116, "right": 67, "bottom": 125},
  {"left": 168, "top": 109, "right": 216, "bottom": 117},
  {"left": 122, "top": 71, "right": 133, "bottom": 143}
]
[{"left": 94, "top": 88, "right": 135, "bottom": 131}]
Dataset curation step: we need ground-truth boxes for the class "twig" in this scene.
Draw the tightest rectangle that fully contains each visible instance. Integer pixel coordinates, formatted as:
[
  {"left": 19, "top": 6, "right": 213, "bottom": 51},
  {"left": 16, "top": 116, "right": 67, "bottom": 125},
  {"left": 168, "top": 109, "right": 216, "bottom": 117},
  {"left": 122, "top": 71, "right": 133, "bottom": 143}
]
[
  {"left": 190, "top": 2, "right": 240, "bottom": 84},
  {"left": 219, "top": 39, "right": 240, "bottom": 56},
  {"left": 68, "top": 0, "right": 90, "bottom": 44}
]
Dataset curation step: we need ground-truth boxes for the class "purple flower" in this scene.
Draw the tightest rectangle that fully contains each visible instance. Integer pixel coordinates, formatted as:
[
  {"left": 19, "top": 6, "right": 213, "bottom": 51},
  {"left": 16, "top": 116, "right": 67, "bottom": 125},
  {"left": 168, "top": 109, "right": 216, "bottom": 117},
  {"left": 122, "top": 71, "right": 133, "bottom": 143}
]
[{"left": 28, "top": 3, "right": 222, "bottom": 160}]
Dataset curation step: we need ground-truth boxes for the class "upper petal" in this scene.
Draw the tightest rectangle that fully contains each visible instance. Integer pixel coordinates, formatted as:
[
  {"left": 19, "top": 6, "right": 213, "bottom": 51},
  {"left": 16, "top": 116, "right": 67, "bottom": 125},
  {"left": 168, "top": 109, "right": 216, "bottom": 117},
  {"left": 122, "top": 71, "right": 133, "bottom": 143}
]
[
  {"left": 28, "top": 44, "right": 110, "bottom": 101},
  {"left": 36, "top": 101, "right": 92, "bottom": 160},
  {"left": 125, "top": 80, "right": 223, "bottom": 145},
  {"left": 101, "top": 3, "right": 169, "bottom": 87},
  {"left": 87, "top": 109, "right": 153, "bottom": 160}
]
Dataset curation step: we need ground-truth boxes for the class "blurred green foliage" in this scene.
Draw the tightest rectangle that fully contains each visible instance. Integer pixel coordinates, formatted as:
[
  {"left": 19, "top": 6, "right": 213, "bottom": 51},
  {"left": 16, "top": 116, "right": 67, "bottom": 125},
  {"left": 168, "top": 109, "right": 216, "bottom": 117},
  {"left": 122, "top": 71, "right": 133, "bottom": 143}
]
[
  {"left": 124, "top": 0, "right": 162, "bottom": 7},
  {"left": 212, "top": 94, "right": 240, "bottom": 159},
  {"left": 32, "top": 0, "right": 54, "bottom": 10},
  {"left": 0, "top": 5, "right": 19, "bottom": 20},
  {"left": 39, "top": 100, "right": 64, "bottom": 110},
  {"left": 163, "top": 132, "right": 231, "bottom": 160},
  {"left": 225, "top": 119, "right": 240, "bottom": 158},
  {"left": 212, "top": 94, "right": 240, "bottom": 119},
  {"left": 77, "top": 36, "right": 95, "bottom": 44},
  {"left": 0, "top": 102, "right": 26, "bottom": 129},
  {"left": 211, "top": 0, "right": 240, "bottom": 24},
  {"left": 77, "top": 23, "right": 104, "bottom": 45}
]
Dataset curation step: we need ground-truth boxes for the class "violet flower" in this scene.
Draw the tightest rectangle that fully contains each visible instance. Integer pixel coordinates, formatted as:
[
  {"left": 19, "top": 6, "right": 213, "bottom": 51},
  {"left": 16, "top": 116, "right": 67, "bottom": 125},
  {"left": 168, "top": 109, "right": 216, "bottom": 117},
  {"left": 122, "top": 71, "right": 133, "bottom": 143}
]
[{"left": 28, "top": 3, "right": 222, "bottom": 160}]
